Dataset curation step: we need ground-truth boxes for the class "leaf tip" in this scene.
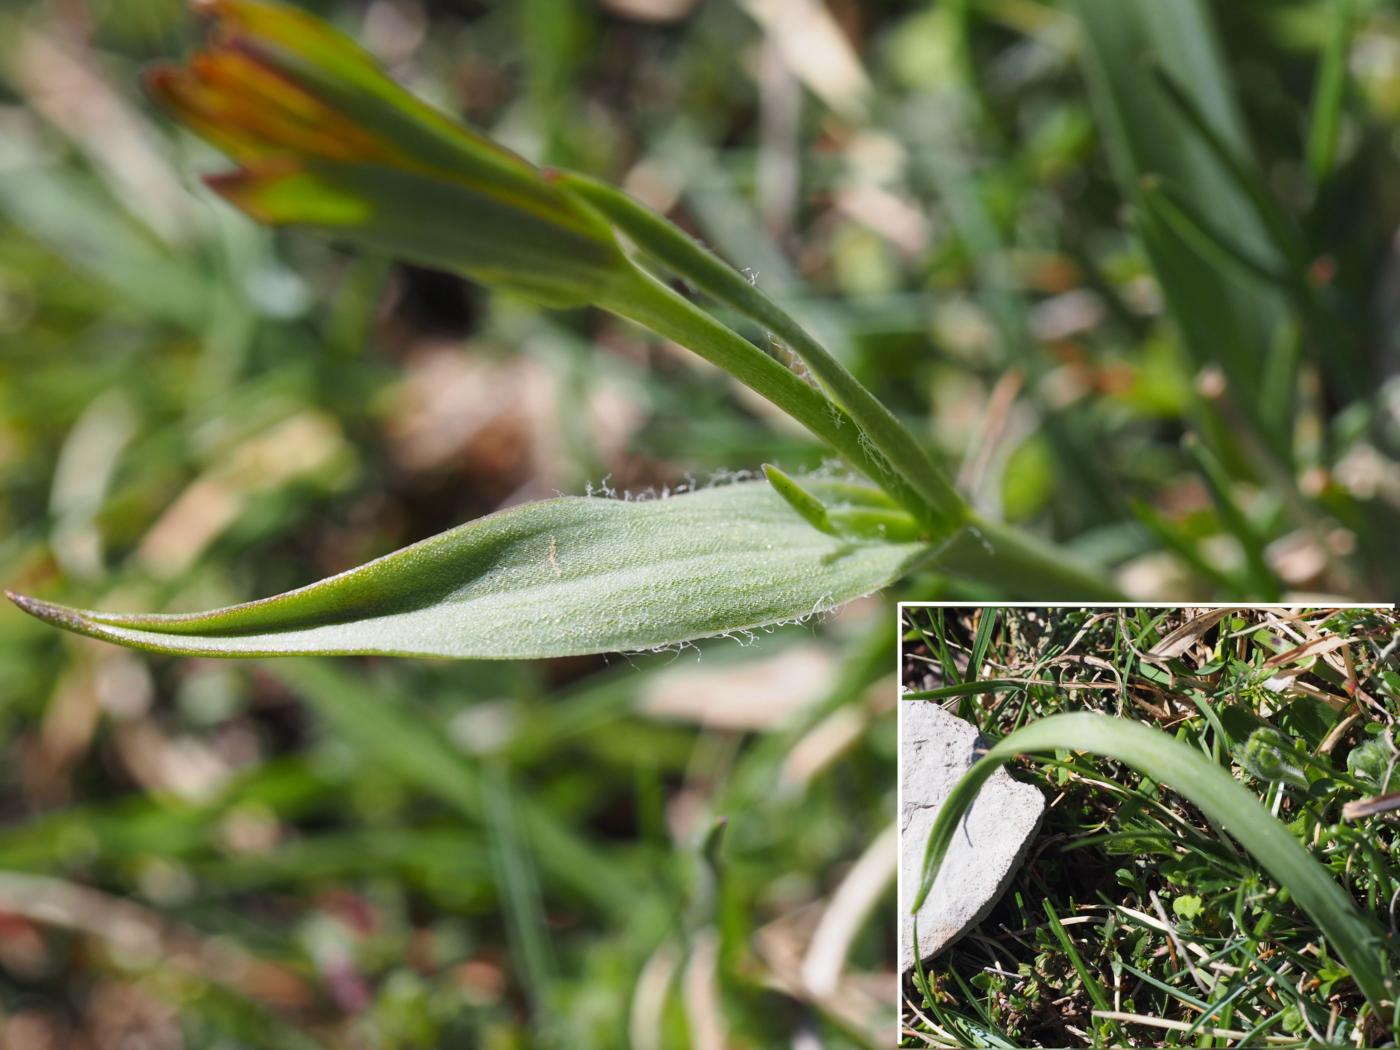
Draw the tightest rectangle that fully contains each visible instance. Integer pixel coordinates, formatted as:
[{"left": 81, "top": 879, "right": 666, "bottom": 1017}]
[
  {"left": 909, "top": 884, "right": 930, "bottom": 914},
  {"left": 7, "top": 590, "right": 79, "bottom": 629}
]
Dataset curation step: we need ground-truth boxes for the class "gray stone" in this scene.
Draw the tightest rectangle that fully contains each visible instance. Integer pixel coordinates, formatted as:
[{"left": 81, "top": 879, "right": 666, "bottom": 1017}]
[{"left": 900, "top": 701, "right": 1045, "bottom": 976}]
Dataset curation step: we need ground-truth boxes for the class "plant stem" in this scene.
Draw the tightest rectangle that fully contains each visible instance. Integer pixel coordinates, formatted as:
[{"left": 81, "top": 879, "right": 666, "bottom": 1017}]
[
  {"left": 599, "top": 265, "right": 953, "bottom": 536},
  {"left": 588, "top": 194, "right": 1126, "bottom": 599},
  {"left": 559, "top": 172, "right": 967, "bottom": 534},
  {"left": 927, "top": 515, "right": 1123, "bottom": 600}
]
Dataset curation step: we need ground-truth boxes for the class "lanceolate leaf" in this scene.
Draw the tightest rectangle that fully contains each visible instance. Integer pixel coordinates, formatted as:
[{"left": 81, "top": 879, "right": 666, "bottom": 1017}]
[
  {"left": 8, "top": 481, "right": 929, "bottom": 660},
  {"left": 913, "top": 711, "right": 1395, "bottom": 1017}
]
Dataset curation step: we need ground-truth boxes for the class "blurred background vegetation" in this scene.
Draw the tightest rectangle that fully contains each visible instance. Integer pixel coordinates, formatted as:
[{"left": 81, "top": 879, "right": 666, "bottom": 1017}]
[{"left": 0, "top": 0, "right": 1398, "bottom": 1046}]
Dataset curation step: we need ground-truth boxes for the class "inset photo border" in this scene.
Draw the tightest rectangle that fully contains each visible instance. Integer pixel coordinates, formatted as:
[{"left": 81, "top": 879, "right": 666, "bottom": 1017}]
[{"left": 896, "top": 604, "right": 1399, "bottom": 1049}]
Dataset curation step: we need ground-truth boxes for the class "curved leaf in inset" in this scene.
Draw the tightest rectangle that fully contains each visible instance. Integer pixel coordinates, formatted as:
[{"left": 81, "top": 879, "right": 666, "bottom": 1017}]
[{"left": 912, "top": 711, "right": 1395, "bottom": 1017}]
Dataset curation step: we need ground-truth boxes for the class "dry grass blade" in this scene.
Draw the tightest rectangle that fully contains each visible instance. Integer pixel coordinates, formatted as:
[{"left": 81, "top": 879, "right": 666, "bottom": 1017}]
[
  {"left": 1090, "top": 1010, "right": 1299, "bottom": 1044},
  {"left": 1342, "top": 791, "right": 1400, "bottom": 821},
  {"left": 1145, "top": 608, "right": 1235, "bottom": 660}
]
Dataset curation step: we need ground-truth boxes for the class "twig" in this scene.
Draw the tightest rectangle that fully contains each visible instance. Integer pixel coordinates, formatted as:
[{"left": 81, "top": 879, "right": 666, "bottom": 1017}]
[{"left": 1149, "top": 890, "right": 1212, "bottom": 995}]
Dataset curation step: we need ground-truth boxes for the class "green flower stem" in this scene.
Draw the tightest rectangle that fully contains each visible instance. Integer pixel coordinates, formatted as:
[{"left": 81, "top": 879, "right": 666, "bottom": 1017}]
[
  {"left": 558, "top": 171, "right": 966, "bottom": 534},
  {"left": 913, "top": 712, "right": 1394, "bottom": 1017},
  {"left": 598, "top": 266, "right": 934, "bottom": 528},
  {"left": 601, "top": 265, "right": 1125, "bottom": 599},
  {"left": 929, "top": 515, "right": 1123, "bottom": 600}
]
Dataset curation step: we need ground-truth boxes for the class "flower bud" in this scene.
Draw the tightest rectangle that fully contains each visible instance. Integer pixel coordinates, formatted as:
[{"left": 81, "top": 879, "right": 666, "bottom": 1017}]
[
  {"left": 1347, "top": 734, "right": 1395, "bottom": 791},
  {"left": 1238, "top": 727, "right": 1310, "bottom": 791},
  {"left": 147, "top": 0, "right": 631, "bottom": 306}
]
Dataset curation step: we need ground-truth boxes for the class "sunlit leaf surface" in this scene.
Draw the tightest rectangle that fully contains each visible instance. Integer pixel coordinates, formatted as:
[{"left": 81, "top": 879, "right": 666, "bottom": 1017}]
[{"left": 10, "top": 481, "right": 929, "bottom": 659}]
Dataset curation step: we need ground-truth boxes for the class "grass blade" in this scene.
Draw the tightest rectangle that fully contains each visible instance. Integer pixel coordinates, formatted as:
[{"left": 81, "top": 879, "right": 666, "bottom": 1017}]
[
  {"left": 1180, "top": 434, "right": 1281, "bottom": 599},
  {"left": 932, "top": 609, "right": 960, "bottom": 689},
  {"left": 1307, "top": 0, "right": 1357, "bottom": 184},
  {"left": 967, "top": 608, "right": 998, "bottom": 684},
  {"left": 1072, "top": 0, "right": 1291, "bottom": 457},
  {"left": 483, "top": 761, "right": 557, "bottom": 1018},
  {"left": 1138, "top": 176, "right": 1288, "bottom": 290},
  {"left": 1152, "top": 65, "right": 1368, "bottom": 407},
  {"left": 1044, "top": 899, "right": 1123, "bottom": 1044},
  {"left": 903, "top": 681, "right": 1025, "bottom": 701}
]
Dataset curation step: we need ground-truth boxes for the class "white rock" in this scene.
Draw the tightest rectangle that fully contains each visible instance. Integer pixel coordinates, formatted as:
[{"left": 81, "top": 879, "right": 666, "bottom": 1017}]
[{"left": 900, "top": 701, "right": 1045, "bottom": 976}]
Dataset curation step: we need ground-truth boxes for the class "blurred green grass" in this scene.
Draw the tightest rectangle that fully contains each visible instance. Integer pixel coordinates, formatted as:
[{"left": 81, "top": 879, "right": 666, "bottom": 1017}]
[{"left": 1, "top": 0, "right": 1399, "bottom": 1045}]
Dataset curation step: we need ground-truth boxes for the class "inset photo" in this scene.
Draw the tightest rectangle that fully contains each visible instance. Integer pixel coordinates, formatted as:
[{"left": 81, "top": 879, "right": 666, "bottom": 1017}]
[{"left": 898, "top": 605, "right": 1399, "bottom": 1049}]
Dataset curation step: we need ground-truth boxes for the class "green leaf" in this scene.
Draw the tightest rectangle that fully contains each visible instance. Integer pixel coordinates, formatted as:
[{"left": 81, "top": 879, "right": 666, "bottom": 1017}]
[
  {"left": 8, "top": 481, "right": 928, "bottom": 660},
  {"left": 1172, "top": 893, "right": 1204, "bottom": 921},
  {"left": 912, "top": 711, "right": 1395, "bottom": 1017},
  {"left": 1306, "top": 0, "right": 1357, "bottom": 184},
  {"left": 902, "top": 680, "right": 1025, "bottom": 701}
]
